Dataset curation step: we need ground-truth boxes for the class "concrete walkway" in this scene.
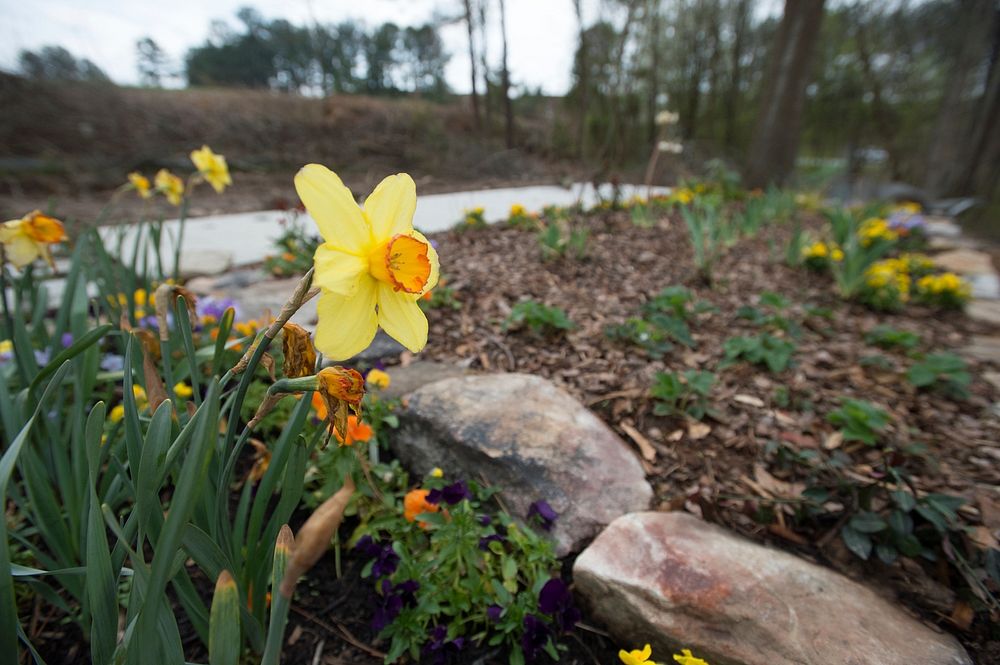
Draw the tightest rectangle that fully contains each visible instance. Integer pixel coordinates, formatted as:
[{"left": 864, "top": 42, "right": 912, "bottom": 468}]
[{"left": 97, "top": 182, "right": 666, "bottom": 275}]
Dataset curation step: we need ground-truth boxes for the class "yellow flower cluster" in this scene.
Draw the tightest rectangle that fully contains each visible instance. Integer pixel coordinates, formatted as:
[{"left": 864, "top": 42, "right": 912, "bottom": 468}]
[
  {"left": 865, "top": 260, "right": 911, "bottom": 298},
  {"left": 858, "top": 217, "right": 899, "bottom": 246},
  {"left": 109, "top": 385, "right": 149, "bottom": 423},
  {"left": 917, "top": 272, "right": 969, "bottom": 295},
  {"left": 619, "top": 644, "right": 710, "bottom": 665},
  {"left": 510, "top": 204, "right": 526, "bottom": 217},
  {"left": 894, "top": 201, "right": 921, "bottom": 214},
  {"left": 366, "top": 368, "right": 391, "bottom": 389},
  {"left": 111, "top": 288, "right": 155, "bottom": 319},
  {"left": 670, "top": 188, "right": 695, "bottom": 205},
  {"left": 801, "top": 241, "right": 844, "bottom": 262}
]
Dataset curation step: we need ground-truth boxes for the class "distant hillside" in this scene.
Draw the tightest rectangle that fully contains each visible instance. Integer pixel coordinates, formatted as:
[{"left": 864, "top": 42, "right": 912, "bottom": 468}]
[{"left": 0, "top": 74, "right": 582, "bottom": 223}]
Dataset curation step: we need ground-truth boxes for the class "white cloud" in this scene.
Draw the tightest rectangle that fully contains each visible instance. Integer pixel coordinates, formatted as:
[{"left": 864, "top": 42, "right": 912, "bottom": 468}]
[{"left": 0, "top": 0, "right": 601, "bottom": 94}]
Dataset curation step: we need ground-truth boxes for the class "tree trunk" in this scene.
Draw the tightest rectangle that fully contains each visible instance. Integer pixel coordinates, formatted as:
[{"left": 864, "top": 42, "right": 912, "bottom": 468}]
[
  {"left": 744, "top": 0, "right": 826, "bottom": 188},
  {"left": 574, "top": 0, "right": 589, "bottom": 158},
  {"left": 724, "top": 0, "right": 751, "bottom": 149},
  {"left": 646, "top": 1, "right": 662, "bottom": 144},
  {"left": 498, "top": 0, "right": 514, "bottom": 148},
  {"left": 925, "top": 0, "right": 996, "bottom": 196},
  {"left": 958, "top": 7, "right": 1000, "bottom": 198},
  {"left": 463, "top": 0, "right": 481, "bottom": 129}
]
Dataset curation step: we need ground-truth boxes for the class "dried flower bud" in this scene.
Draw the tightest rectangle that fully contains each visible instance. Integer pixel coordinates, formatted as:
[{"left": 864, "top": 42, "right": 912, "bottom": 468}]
[
  {"left": 280, "top": 476, "right": 355, "bottom": 597},
  {"left": 317, "top": 366, "right": 365, "bottom": 439},
  {"left": 281, "top": 323, "right": 316, "bottom": 378}
]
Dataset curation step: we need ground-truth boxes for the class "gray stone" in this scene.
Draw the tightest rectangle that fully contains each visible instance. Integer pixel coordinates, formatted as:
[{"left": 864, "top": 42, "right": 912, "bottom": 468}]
[
  {"left": 984, "top": 371, "right": 1000, "bottom": 392},
  {"left": 345, "top": 329, "right": 407, "bottom": 365},
  {"left": 380, "top": 361, "right": 470, "bottom": 400},
  {"left": 969, "top": 272, "right": 1000, "bottom": 299},
  {"left": 574, "top": 512, "right": 972, "bottom": 665},
  {"left": 922, "top": 216, "right": 963, "bottom": 238},
  {"left": 389, "top": 373, "right": 651, "bottom": 555},
  {"left": 962, "top": 335, "right": 1000, "bottom": 362},
  {"left": 177, "top": 249, "right": 234, "bottom": 278},
  {"left": 968, "top": 300, "right": 1000, "bottom": 325},
  {"left": 932, "top": 249, "right": 995, "bottom": 276}
]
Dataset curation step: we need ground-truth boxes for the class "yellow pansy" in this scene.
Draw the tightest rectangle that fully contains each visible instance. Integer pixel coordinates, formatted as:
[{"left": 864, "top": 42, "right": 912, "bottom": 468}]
[
  {"left": 366, "top": 368, "right": 391, "bottom": 389},
  {"left": 134, "top": 288, "right": 148, "bottom": 307},
  {"left": 190, "top": 145, "right": 231, "bottom": 194},
  {"left": 831, "top": 247, "right": 844, "bottom": 262},
  {"left": 155, "top": 169, "right": 185, "bottom": 205},
  {"left": 128, "top": 172, "right": 153, "bottom": 199},
  {"left": 0, "top": 339, "right": 12, "bottom": 357},
  {"left": 620, "top": 644, "right": 656, "bottom": 665},
  {"left": 295, "top": 165, "right": 440, "bottom": 360},
  {"left": 173, "top": 382, "right": 194, "bottom": 398},
  {"left": 109, "top": 404, "right": 126, "bottom": 423},
  {"left": 430, "top": 467, "right": 443, "bottom": 478},
  {"left": 673, "top": 649, "right": 710, "bottom": 665},
  {"left": 0, "top": 210, "right": 67, "bottom": 268}
]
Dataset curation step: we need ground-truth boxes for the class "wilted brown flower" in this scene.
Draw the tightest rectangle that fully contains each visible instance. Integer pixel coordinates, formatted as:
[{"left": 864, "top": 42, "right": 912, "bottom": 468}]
[
  {"left": 316, "top": 366, "right": 365, "bottom": 439},
  {"left": 281, "top": 323, "right": 316, "bottom": 378}
]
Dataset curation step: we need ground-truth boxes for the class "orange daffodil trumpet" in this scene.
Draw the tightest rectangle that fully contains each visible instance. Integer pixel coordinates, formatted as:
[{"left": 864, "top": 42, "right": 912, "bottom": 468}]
[
  {"left": 295, "top": 165, "right": 440, "bottom": 359},
  {"left": 0, "top": 210, "right": 67, "bottom": 268}
]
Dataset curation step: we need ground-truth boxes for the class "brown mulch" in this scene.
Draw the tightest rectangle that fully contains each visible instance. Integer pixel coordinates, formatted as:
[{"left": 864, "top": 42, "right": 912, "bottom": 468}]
[{"left": 420, "top": 208, "right": 1000, "bottom": 662}]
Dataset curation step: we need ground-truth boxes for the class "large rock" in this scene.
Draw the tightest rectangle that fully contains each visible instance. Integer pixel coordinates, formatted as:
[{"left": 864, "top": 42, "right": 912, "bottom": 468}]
[
  {"left": 574, "top": 512, "right": 971, "bottom": 665},
  {"left": 932, "top": 249, "right": 995, "bottom": 276},
  {"left": 381, "top": 361, "right": 470, "bottom": 400},
  {"left": 968, "top": 300, "right": 1000, "bottom": 325},
  {"left": 962, "top": 335, "right": 1000, "bottom": 363},
  {"left": 389, "top": 373, "right": 652, "bottom": 555}
]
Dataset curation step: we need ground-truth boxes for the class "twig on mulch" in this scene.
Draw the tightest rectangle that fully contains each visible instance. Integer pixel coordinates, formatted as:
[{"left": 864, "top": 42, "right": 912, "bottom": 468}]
[{"left": 291, "top": 606, "right": 386, "bottom": 659}]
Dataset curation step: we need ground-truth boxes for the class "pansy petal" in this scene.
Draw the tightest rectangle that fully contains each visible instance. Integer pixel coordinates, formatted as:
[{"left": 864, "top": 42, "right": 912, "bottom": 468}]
[
  {"left": 410, "top": 230, "right": 439, "bottom": 297},
  {"left": 376, "top": 283, "right": 428, "bottom": 353},
  {"left": 312, "top": 244, "right": 368, "bottom": 296},
  {"left": 313, "top": 280, "right": 378, "bottom": 360},
  {"left": 364, "top": 173, "right": 416, "bottom": 240},
  {"left": 295, "top": 164, "right": 371, "bottom": 253}
]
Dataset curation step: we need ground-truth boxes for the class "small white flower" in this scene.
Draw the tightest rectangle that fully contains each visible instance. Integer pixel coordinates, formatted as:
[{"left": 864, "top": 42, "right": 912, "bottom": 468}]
[
  {"left": 655, "top": 110, "right": 680, "bottom": 125},
  {"left": 658, "top": 141, "right": 684, "bottom": 154}
]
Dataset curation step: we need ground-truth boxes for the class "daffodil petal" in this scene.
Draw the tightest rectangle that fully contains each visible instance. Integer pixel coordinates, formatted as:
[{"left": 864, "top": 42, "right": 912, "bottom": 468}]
[
  {"left": 314, "top": 281, "right": 378, "bottom": 360},
  {"left": 313, "top": 244, "right": 368, "bottom": 296},
  {"left": 295, "top": 164, "right": 371, "bottom": 254},
  {"left": 364, "top": 173, "right": 416, "bottom": 240},
  {"left": 411, "top": 230, "right": 439, "bottom": 297},
  {"left": 1, "top": 233, "right": 41, "bottom": 268},
  {"left": 377, "top": 283, "right": 428, "bottom": 353}
]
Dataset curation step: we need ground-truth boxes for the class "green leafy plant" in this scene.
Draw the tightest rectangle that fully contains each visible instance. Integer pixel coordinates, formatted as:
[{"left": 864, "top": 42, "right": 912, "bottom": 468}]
[
  {"left": 537, "top": 220, "right": 588, "bottom": 261},
  {"left": 722, "top": 333, "right": 796, "bottom": 373},
  {"left": 650, "top": 370, "right": 716, "bottom": 420},
  {"left": 736, "top": 291, "right": 801, "bottom": 337},
  {"left": 864, "top": 324, "right": 921, "bottom": 351},
  {"left": 680, "top": 198, "right": 734, "bottom": 282},
  {"left": 263, "top": 211, "right": 320, "bottom": 277},
  {"left": 604, "top": 318, "right": 675, "bottom": 358},
  {"left": 826, "top": 398, "right": 891, "bottom": 445},
  {"left": 355, "top": 474, "right": 573, "bottom": 665},
  {"left": 906, "top": 352, "right": 971, "bottom": 399},
  {"left": 503, "top": 301, "right": 574, "bottom": 335},
  {"left": 419, "top": 281, "right": 462, "bottom": 310}
]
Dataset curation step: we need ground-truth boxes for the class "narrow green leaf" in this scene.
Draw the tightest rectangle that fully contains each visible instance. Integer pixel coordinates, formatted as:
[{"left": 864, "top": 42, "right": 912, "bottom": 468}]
[{"left": 209, "top": 571, "right": 241, "bottom": 665}]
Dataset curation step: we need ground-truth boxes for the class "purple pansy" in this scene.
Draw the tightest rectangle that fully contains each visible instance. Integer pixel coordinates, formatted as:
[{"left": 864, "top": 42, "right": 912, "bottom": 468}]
[
  {"left": 538, "top": 578, "right": 581, "bottom": 633},
  {"left": 527, "top": 500, "right": 558, "bottom": 531},
  {"left": 521, "top": 614, "right": 550, "bottom": 661},
  {"left": 426, "top": 480, "right": 471, "bottom": 506}
]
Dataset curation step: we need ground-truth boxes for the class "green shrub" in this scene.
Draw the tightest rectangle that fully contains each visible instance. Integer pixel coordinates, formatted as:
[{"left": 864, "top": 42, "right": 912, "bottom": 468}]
[
  {"left": 650, "top": 370, "right": 715, "bottom": 420},
  {"left": 503, "top": 301, "right": 574, "bottom": 335},
  {"left": 864, "top": 324, "right": 921, "bottom": 351},
  {"left": 826, "top": 398, "right": 890, "bottom": 445},
  {"left": 722, "top": 333, "right": 796, "bottom": 373},
  {"left": 907, "top": 353, "right": 971, "bottom": 399}
]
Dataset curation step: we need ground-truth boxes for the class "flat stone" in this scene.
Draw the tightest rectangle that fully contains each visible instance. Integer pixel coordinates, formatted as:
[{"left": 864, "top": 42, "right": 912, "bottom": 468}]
[
  {"left": 388, "top": 373, "right": 651, "bottom": 555},
  {"left": 933, "top": 249, "right": 996, "bottom": 276},
  {"left": 177, "top": 249, "right": 234, "bottom": 278},
  {"left": 345, "top": 329, "right": 407, "bottom": 365},
  {"left": 969, "top": 273, "right": 1000, "bottom": 299},
  {"left": 380, "top": 361, "right": 470, "bottom": 400},
  {"left": 574, "top": 512, "right": 972, "bottom": 665},
  {"left": 968, "top": 300, "right": 1000, "bottom": 325},
  {"left": 962, "top": 335, "right": 1000, "bottom": 362},
  {"left": 984, "top": 371, "right": 1000, "bottom": 392},
  {"left": 923, "top": 216, "right": 963, "bottom": 238}
]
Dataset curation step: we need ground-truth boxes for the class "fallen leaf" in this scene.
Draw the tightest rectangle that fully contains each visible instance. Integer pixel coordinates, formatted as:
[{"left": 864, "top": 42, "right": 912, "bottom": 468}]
[
  {"left": 687, "top": 421, "right": 711, "bottom": 440},
  {"left": 734, "top": 393, "right": 765, "bottom": 408},
  {"left": 949, "top": 601, "right": 975, "bottom": 632},
  {"left": 823, "top": 431, "right": 844, "bottom": 450},
  {"left": 621, "top": 422, "right": 656, "bottom": 462},
  {"left": 667, "top": 429, "right": 685, "bottom": 442}
]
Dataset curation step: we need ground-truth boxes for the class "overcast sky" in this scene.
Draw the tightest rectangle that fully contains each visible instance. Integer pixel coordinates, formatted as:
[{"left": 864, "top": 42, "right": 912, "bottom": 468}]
[{"left": 0, "top": 0, "right": 608, "bottom": 94}]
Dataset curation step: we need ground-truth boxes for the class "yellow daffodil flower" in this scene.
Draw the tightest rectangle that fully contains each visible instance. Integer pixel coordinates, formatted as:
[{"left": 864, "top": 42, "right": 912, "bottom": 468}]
[
  {"left": 620, "top": 644, "right": 656, "bottom": 665},
  {"left": 155, "top": 169, "right": 185, "bottom": 205},
  {"left": 190, "top": 145, "right": 231, "bottom": 194},
  {"left": 295, "top": 165, "right": 439, "bottom": 359},
  {"left": 366, "top": 368, "right": 391, "bottom": 389},
  {"left": 0, "top": 210, "right": 67, "bottom": 268},
  {"left": 673, "top": 649, "right": 710, "bottom": 665},
  {"left": 128, "top": 172, "right": 153, "bottom": 199}
]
